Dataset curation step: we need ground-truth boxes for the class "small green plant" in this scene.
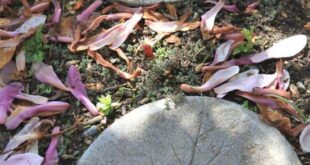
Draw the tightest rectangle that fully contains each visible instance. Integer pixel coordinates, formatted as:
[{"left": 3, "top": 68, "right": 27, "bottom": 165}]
[
  {"left": 24, "top": 26, "right": 49, "bottom": 63},
  {"left": 233, "top": 27, "right": 255, "bottom": 56},
  {"left": 37, "top": 84, "right": 52, "bottom": 94},
  {"left": 242, "top": 100, "right": 249, "bottom": 109},
  {"left": 96, "top": 94, "right": 121, "bottom": 116}
]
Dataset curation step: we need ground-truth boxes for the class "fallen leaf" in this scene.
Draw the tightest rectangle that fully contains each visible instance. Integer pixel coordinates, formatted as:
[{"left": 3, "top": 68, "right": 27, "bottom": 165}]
[
  {"left": 44, "top": 126, "right": 60, "bottom": 165},
  {"left": 165, "top": 3, "right": 177, "bottom": 18},
  {"left": 304, "top": 22, "right": 310, "bottom": 30},
  {"left": 257, "top": 104, "right": 305, "bottom": 137},
  {"left": 165, "top": 34, "right": 181, "bottom": 45},
  {"left": 0, "top": 38, "right": 20, "bottom": 69}
]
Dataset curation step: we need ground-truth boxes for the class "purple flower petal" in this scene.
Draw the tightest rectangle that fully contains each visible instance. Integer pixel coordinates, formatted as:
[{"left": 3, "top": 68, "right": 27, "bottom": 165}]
[
  {"left": 15, "top": 14, "right": 46, "bottom": 34},
  {"left": 76, "top": 0, "right": 103, "bottom": 22},
  {"left": 15, "top": 93, "right": 48, "bottom": 104},
  {"left": 66, "top": 65, "right": 99, "bottom": 116},
  {"left": 214, "top": 72, "right": 277, "bottom": 97},
  {"left": 201, "top": 0, "right": 224, "bottom": 32},
  {"left": 235, "top": 91, "right": 279, "bottom": 109},
  {"left": 180, "top": 66, "right": 239, "bottom": 93},
  {"left": 300, "top": 124, "right": 310, "bottom": 153},
  {"left": 0, "top": 117, "right": 40, "bottom": 160},
  {"left": 89, "top": 9, "right": 143, "bottom": 50},
  {"left": 51, "top": 0, "right": 61, "bottom": 24},
  {"left": 44, "top": 126, "right": 60, "bottom": 165},
  {"left": 202, "top": 35, "right": 308, "bottom": 71},
  {"left": 2, "top": 153, "right": 43, "bottom": 165},
  {"left": 0, "top": 82, "right": 24, "bottom": 124},
  {"left": 32, "top": 62, "right": 70, "bottom": 91},
  {"left": 211, "top": 40, "right": 235, "bottom": 65},
  {"left": 5, "top": 101, "right": 70, "bottom": 130},
  {"left": 205, "top": 1, "right": 239, "bottom": 13}
]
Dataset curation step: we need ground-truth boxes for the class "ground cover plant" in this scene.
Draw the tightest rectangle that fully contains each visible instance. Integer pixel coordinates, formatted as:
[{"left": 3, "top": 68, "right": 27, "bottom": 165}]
[{"left": 0, "top": 0, "right": 309, "bottom": 164}]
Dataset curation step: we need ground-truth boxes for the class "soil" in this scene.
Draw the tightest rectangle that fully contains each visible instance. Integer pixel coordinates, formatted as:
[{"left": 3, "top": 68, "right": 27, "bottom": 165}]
[{"left": 0, "top": 0, "right": 309, "bottom": 164}]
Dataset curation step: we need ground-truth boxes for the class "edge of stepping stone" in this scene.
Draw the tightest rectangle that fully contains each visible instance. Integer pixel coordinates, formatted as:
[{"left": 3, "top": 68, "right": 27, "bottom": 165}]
[
  {"left": 109, "top": 0, "right": 182, "bottom": 6},
  {"left": 78, "top": 96, "right": 301, "bottom": 165}
]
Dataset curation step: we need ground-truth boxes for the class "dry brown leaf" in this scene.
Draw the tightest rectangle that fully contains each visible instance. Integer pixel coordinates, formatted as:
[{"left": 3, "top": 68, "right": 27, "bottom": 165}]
[
  {"left": 0, "top": 38, "right": 20, "bottom": 69},
  {"left": 304, "top": 22, "right": 310, "bottom": 31},
  {"left": 289, "top": 84, "right": 299, "bottom": 97},
  {"left": 179, "top": 8, "right": 192, "bottom": 22},
  {"left": 165, "top": 3, "right": 177, "bottom": 18},
  {"left": 74, "top": 0, "right": 84, "bottom": 10},
  {"left": 165, "top": 34, "right": 181, "bottom": 45},
  {"left": 257, "top": 104, "right": 305, "bottom": 137},
  {"left": 143, "top": 11, "right": 170, "bottom": 22}
]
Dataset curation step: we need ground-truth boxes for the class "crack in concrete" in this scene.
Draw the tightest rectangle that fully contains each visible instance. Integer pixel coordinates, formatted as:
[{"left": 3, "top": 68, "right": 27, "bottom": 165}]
[{"left": 171, "top": 144, "right": 182, "bottom": 165}]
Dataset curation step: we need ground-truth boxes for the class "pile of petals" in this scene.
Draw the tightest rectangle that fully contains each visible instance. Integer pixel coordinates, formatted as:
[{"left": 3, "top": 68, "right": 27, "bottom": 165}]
[{"left": 0, "top": 117, "right": 61, "bottom": 165}]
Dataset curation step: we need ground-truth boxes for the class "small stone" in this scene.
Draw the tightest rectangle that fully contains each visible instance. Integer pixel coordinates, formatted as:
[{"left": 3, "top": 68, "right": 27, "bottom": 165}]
[
  {"left": 83, "top": 125, "right": 99, "bottom": 137},
  {"left": 297, "top": 82, "right": 306, "bottom": 91}
]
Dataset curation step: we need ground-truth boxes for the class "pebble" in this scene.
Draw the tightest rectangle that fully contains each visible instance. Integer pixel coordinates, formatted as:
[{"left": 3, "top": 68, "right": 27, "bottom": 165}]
[
  {"left": 83, "top": 125, "right": 99, "bottom": 137},
  {"left": 297, "top": 82, "right": 306, "bottom": 91}
]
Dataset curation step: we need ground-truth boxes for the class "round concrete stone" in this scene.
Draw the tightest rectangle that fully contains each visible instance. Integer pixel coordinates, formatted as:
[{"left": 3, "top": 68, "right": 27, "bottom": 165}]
[
  {"left": 110, "top": 0, "right": 181, "bottom": 6},
  {"left": 79, "top": 96, "right": 301, "bottom": 165}
]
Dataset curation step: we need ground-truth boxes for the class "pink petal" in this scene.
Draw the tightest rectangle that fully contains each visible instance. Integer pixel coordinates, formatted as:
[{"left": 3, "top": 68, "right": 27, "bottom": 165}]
[
  {"left": 211, "top": 40, "right": 235, "bottom": 65},
  {"left": 76, "top": 0, "right": 103, "bottom": 22},
  {"left": 15, "top": 93, "right": 48, "bottom": 104},
  {"left": 229, "top": 68, "right": 259, "bottom": 82},
  {"left": 0, "top": 29, "right": 21, "bottom": 37},
  {"left": 0, "top": 82, "right": 24, "bottom": 124},
  {"left": 5, "top": 101, "right": 70, "bottom": 130},
  {"left": 180, "top": 65, "right": 239, "bottom": 93},
  {"left": 0, "top": 117, "right": 40, "bottom": 160},
  {"left": 201, "top": 0, "right": 224, "bottom": 32},
  {"left": 0, "top": 61, "right": 19, "bottom": 85},
  {"left": 214, "top": 71, "right": 277, "bottom": 97},
  {"left": 205, "top": 1, "right": 239, "bottom": 12},
  {"left": 32, "top": 62, "right": 70, "bottom": 91},
  {"left": 202, "top": 35, "right": 308, "bottom": 71},
  {"left": 30, "top": 1, "right": 50, "bottom": 13},
  {"left": 15, "top": 14, "right": 46, "bottom": 33},
  {"left": 300, "top": 124, "right": 310, "bottom": 153},
  {"left": 51, "top": 0, "right": 61, "bottom": 24},
  {"left": 89, "top": 9, "right": 143, "bottom": 50},
  {"left": 66, "top": 65, "right": 98, "bottom": 116},
  {"left": 250, "top": 35, "right": 307, "bottom": 63},
  {"left": 44, "top": 126, "right": 60, "bottom": 165},
  {"left": 235, "top": 91, "right": 279, "bottom": 109},
  {"left": 145, "top": 20, "right": 200, "bottom": 33},
  {"left": 2, "top": 153, "right": 43, "bottom": 165}
]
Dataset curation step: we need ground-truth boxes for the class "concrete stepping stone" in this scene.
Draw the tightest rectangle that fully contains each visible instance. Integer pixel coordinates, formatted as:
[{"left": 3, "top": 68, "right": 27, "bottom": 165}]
[
  {"left": 110, "top": 0, "right": 181, "bottom": 6},
  {"left": 79, "top": 96, "right": 301, "bottom": 165}
]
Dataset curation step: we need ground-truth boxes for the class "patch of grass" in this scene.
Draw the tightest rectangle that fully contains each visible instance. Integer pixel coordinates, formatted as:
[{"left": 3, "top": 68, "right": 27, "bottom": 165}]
[
  {"left": 24, "top": 26, "right": 49, "bottom": 63},
  {"left": 232, "top": 27, "right": 255, "bottom": 56}
]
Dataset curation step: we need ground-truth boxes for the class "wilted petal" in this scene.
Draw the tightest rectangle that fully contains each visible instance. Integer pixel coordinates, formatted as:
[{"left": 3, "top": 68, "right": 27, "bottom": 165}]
[
  {"left": 77, "top": 0, "right": 103, "bottom": 22},
  {"left": 82, "top": 13, "right": 133, "bottom": 34},
  {"left": 66, "top": 65, "right": 98, "bottom": 116},
  {"left": 145, "top": 20, "right": 200, "bottom": 33},
  {"left": 0, "top": 117, "right": 39, "bottom": 160},
  {"left": 205, "top": 1, "right": 239, "bottom": 13},
  {"left": 15, "top": 14, "right": 46, "bottom": 33},
  {"left": 211, "top": 40, "right": 234, "bottom": 65},
  {"left": 15, "top": 93, "right": 48, "bottom": 104},
  {"left": 229, "top": 68, "right": 259, "bottom": 82},
  {"left": 300, "top": 124, "right": 310, "bottom": 153},
  {"left": 5, "top": 101, "right": 70, "bottom": 130},
  {"left": 0, "top": 82, "right": 24, "bottom": 124},
  {"left": 89, "top": 9, "right": 143, "bottom": 50},
  {"left": 201, "top": 0, "right": 224, "bottom": 32},
  {"left": 30, "top": 1, "right": 50, "bottom": 13},
  {"left": 180, "top": 65, "right": 239, "bottom": 93},
  {"left": 51, "top": 0, "right": 61, "bottom": 24},
  {"left": 2, "top": 153, "right": 43, "bottom": 165},
  {"left": 15, "top": 50, "right": 26, "bottom": 71},
  {"left": 214, "top": 72, "right": 277, "bottom": 97},
  {"left": 32, "top": 62, "right": 70, "bottom": 91},
  {"left": 250, "top": 35, "right": 307, "bottom": 63},
  {"left": 235, "top": 91, "right": 279, "bottom": 109},
  {"left": 44, "top": 126, "right": 60, "bottom": 165}
]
